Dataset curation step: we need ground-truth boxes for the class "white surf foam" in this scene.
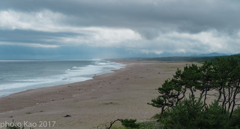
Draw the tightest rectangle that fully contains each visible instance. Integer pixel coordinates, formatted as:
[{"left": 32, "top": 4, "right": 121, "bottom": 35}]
[{"left": 0, "top": 60, "right": 125, "bottom": 97}]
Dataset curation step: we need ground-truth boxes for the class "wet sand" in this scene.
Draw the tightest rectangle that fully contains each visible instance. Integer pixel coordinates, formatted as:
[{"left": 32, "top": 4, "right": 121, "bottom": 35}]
[{"left": 0, "top": 60, "right": 200, "bottom": 129}]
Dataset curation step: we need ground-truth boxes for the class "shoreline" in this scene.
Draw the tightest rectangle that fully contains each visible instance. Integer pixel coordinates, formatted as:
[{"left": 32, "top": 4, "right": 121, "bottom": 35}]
[
  {"left": 0, "top": 60, "right": 127, "bottom": 113},
  {"left": 0, "top": 59, "right": 125, "bottom": 98},
  {"left": 0, "top": 60, "right": 198, "bottom": 129}
]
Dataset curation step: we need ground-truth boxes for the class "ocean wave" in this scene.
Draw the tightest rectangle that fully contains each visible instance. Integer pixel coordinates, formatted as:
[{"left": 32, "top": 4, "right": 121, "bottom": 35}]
[{"left": 0, "top": 60, "right": 125, "bottom": 97}]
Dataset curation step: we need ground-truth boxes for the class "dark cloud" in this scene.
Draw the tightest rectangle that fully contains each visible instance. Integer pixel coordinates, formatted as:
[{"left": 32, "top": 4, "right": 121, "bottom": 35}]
[
  {"left": 2, "top": 0, "right": 240, "bottom": 38},
  {"left": 0, "top": 30, "right": 81, "bottom": 45},
  {"left": 1, "top": 0, "right": 240, "bottom": 58}
]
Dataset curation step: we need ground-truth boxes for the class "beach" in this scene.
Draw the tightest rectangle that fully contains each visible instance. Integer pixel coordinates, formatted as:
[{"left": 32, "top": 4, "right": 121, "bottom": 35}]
[{"left": 0, "top": 60, "right": 200, "bottom": 129}]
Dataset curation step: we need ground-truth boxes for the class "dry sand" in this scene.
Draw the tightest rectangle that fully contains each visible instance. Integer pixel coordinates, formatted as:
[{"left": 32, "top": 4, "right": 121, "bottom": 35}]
[{"left": 0, "top": 60, "right": 201, "bottom": 129}]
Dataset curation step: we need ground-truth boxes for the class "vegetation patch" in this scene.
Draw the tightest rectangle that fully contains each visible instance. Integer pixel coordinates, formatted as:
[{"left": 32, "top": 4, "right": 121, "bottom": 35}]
[
  {"left": 151, "top": 113, "right": 161, "bottom": 120},
  {"left": 148, "top": 55, "right": 240, "bottom": 128}
]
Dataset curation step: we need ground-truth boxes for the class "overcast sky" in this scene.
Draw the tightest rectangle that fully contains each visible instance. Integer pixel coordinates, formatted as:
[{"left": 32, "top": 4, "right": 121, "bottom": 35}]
[{"left": 1, "top": 0, "right": 240, "bottom": 59}]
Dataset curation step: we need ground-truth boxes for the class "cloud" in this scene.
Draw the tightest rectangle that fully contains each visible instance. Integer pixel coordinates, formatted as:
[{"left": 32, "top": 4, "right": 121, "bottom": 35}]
[
  {"left": 1, "top": 0, "right": 240, "bottom": 57},
  {"left": 0, "top": 9, "right": 142, "bottom": 47},
  {"left": 3, "top": 0, "right": 240, "bottom": 33},
  {"left": 0, "top": 10, "right": 65, "bottom": 31}
]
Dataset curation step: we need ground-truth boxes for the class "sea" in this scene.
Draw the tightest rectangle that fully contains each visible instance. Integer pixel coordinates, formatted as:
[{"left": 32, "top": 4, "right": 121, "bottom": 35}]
[{"left": 0, "top": 60, "right": 125, "bottom": 97}]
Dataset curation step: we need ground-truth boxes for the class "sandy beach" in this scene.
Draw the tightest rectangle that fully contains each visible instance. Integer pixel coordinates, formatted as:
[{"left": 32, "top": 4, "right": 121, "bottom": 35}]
[{"left": 0, "top": 60, "right": 200, "bottom": 129}]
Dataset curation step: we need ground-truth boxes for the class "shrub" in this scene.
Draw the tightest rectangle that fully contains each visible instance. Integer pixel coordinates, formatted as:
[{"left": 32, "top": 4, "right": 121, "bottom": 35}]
[
  {"left": 160, "top": 95, "right": 203, "bottom": 129},
  {"left": 200, "top": 100, "right": 229, "bottom": 129},
  {"left": 106, "top": 119, "right": 140, "bottom": 129},
  {"left": 138, "top": 121, "right": 163, "bottom": 129},
  {"left": 230, "top": 106, "right": 240, "bottom": 128},
  {"left": 160, "top": 95, "right": 230, "bottom": 129},
  {"left": 121, "top": 119, "right": 139, "bottom": 129}
]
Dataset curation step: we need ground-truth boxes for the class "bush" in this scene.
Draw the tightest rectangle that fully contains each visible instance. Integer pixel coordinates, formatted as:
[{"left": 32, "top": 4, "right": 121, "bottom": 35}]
[
  {"left": 138, "top": 121, "right": 163, "bottom": 129},
  {"left": 160, "top": 95, "right": 203, "bottom": 129},
  {"left": 230, "top": 106, "right": 240, "bottom": 128},
  {"left": 121, "top": 119, "right": 139, "bottom": 129},
  {"left": 200, "top": 100, "right": 229, "bottom": 129},
  {"left": 160, "top": 95, "right": 231, "bottom": 129},
  {"left": 151, "top": 113, "right": 161, "bottom": 119}
]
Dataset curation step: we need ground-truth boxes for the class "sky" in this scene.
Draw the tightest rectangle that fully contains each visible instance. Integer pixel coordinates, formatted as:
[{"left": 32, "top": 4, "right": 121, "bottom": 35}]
[{"left": 1, "top": 0, "right": 240, "bottom": 59}]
